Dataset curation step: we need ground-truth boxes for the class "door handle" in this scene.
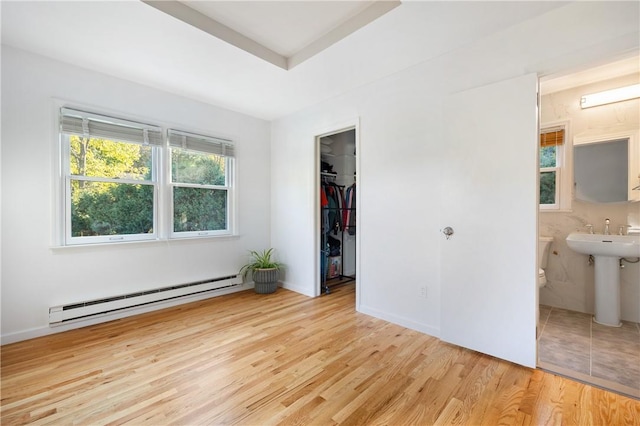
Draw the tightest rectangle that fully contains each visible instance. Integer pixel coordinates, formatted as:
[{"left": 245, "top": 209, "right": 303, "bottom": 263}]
[{"left": 442, "top": 227, "right": 454, "bottom": 239}]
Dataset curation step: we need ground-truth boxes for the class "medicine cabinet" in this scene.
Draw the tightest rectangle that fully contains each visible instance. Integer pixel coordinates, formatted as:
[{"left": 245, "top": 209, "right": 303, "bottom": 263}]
[{"left": 573, "top": 130, "right": 640, "bottom": 203}]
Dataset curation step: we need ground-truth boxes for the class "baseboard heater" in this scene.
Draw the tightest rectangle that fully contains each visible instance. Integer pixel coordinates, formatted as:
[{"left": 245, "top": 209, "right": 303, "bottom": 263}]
[{"left": 49, "top": 274, "right": 242, "bottom": 325}]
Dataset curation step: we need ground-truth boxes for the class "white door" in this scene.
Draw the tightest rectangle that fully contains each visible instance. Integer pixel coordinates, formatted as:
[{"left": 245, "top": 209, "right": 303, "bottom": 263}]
[{"left": 440, "top": 74, "right": 539, "bottom": 368}]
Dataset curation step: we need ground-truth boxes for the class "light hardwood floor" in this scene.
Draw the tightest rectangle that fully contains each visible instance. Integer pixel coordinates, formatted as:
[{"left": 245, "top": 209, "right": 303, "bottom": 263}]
[{"left": 2, "top": 283, "right": 639, "bottom": 425}]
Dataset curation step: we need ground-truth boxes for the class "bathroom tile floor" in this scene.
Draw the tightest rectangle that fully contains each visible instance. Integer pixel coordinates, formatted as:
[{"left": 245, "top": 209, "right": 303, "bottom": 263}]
[{"left": 538, "top": 305, "right": 640, "bottom": 399}]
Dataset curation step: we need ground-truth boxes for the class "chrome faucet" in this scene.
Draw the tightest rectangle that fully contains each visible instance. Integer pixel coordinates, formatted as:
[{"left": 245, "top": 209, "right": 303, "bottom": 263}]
[{"left": 604, "top": 218, "right": 610, "bottom": 235}]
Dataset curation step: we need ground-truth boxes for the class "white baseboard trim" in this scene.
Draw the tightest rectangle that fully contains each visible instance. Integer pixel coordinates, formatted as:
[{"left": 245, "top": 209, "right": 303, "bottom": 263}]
[
  {"left": 279, "top": 280, "right": 315, "bottom": 297},
  {"left": 1, "top": 283, "right": 253, "bottom": 345},
  {"left": 357, "top": 304, "right": 440, "bottom": 338}
]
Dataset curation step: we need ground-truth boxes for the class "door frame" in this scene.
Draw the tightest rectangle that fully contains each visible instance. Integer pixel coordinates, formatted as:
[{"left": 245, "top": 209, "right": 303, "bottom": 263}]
[{"left": 313, "top": 119, "right": 360, "bottom": 305}]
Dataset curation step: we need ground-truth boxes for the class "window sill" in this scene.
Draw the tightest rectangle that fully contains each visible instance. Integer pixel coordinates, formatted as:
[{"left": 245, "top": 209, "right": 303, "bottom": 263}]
[
  {"left": 539, "top": 208, "right": 573, "bottom": 214},
  {"left": 50, "top": 234, "right": 240, "bottom": 251}
]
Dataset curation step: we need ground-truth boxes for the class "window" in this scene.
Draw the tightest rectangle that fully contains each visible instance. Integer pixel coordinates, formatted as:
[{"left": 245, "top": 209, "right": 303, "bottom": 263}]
[
  {"left": 539, "top": 125, "right": 569, "bottom": 210},
  {"left": 59, "top": 108, "right": 235, "bottom": 245},
  {"left": 168, "top": 130, "right": 234, "bottom": 237},
  {"left": 60, "top": 108, "right": 162, "bottom": 245}
]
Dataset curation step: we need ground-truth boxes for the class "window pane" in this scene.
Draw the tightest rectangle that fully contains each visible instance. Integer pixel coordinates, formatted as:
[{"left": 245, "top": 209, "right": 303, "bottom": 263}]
[
  {"left": 71, "top": 180, "right": 154, "bottom": 236},
  {"left": 173, "top": 187, "right": 227, "bottom": 232},
  {"left": 171, "top": 149, "right": 226, "bottom": 185},
  {"left": 69, "top": 136, "right": 152, "bottom": 180},
  {"left": 540, "top": 171, "right": 556, "bottom": 205},
  {"left": 539, "top": 146, "right": 556, "bottom": 168}
]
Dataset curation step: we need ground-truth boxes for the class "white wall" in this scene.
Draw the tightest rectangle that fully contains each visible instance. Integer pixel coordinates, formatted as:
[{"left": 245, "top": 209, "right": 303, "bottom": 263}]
[
  {"left": 540, "top": 73, "right": 640, "bottom": 322},
  {"left": 271, "top": 2, "right": 640, "bottom": 337},
  {"left": 1, "top": 46, "right": 272, "bottom": 343}
]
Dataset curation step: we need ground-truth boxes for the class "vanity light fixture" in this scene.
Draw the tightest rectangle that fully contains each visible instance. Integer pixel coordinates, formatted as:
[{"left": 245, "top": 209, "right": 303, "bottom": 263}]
[{"left": 580, "top": 83, "right": 640, "bottom": 109}]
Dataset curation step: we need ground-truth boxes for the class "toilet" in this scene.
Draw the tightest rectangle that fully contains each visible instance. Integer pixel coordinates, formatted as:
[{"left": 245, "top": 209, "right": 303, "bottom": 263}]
[
  {"left": 537, "top": 236, "right": 554, "bottom": 327},
  {"left": 538, "top": 236, "right": 553, "bottom": 288}
]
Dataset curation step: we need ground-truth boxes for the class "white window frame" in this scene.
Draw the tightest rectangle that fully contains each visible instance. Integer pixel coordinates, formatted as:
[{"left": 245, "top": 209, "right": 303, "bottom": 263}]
[
  {"left": 539, "top": 120, "right": 572, "bottom": 212},
  {"left": 57, "top": 107, "right": 237, "bottom": 246},
  {"left": 168, "top": 149, "right": 234, "bottom": 239},
  {"left": 167, "top": 128, "right": 235, "bottom": 239},
  {"left": 60, "top": 108, "right": 163, "bottom": 245},
  {"left": 61, "top": 135, "right": 160, "bottom": 245}
]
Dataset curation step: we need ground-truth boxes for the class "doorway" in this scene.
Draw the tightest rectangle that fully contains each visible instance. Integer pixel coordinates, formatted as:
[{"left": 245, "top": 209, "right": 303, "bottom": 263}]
[
  {"left": 317, "top": 128, "right": 357, "bottom": 296},
  {"left": 537, "top": 56, "right": 640, "bottom": 398}
]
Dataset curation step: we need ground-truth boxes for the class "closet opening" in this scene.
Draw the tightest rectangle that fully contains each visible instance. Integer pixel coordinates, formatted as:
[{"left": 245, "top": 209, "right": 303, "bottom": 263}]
[{"left": 318, "top": 128, "right": 357, "bottom": 295}]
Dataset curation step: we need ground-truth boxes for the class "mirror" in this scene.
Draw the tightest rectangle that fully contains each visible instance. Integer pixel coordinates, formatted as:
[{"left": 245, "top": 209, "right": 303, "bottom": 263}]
[
  {"left": 573, "top": 130, "right": 640, "bottom": 203},
  {"left": 574, "top": 139, "right": 628, "bottom": 203}
]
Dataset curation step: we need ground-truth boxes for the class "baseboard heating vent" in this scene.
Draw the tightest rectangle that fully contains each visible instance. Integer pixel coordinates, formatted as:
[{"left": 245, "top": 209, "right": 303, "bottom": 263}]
[{"left": 49, "top": 274, "right": 242, "bottom": 325}]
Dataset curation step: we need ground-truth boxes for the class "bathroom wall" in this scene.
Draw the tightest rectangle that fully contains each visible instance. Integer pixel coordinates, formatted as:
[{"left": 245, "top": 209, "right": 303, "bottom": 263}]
[{"left": 539, "top": 73, "right": 640, "bottom": 323}]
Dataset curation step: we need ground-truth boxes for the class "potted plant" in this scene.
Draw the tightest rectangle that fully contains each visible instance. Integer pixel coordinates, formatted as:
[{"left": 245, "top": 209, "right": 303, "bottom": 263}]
[{"left": 239, "top": 248, "right": 284, "bottom": 294}]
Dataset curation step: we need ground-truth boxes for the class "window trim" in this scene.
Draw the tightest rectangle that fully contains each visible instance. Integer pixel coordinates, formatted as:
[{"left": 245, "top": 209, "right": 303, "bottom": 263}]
[
  {"left": 56, "top": 105, "right": 237, "bottom": 246},
  {"left": 60, "top": 133, "right": 160, "bottom": 246},
  {"left": 539, "top": 120, "right": 572, "bottom": 212},
  {"left": 167, "top": 128, "right": 235, "bottom": 239},
  {"left": 539, "top": 168, "right": 560, "bottom": 209},
  {"left": 169, "top": 150, "right": 234, "bottom": 239}
]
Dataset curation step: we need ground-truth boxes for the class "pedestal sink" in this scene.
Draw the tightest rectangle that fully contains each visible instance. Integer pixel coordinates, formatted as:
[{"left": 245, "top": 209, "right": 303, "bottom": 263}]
[{"left": 566, "top": 233, "right": 640, "bottom": 326}]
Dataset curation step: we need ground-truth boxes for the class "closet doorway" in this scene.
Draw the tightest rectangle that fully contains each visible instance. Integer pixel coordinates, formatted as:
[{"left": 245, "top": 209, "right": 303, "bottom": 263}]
[{"left": 318, "top": 127, "right": 357, "bottom": 296}]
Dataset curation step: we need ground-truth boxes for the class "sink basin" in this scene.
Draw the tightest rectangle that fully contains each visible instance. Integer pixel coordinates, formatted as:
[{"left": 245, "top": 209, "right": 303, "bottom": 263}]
[
  {"left": 566, "top": 232, "right": 639, "bottom": 327},
  {"left": 566, "top": 233, "right": 640, "bottom": 258}
]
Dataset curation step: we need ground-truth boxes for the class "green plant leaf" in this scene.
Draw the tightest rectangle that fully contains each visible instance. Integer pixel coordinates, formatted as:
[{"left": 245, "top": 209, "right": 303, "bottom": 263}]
[{"left": 239, "top": 248, "right": 283, "bottom": 277}]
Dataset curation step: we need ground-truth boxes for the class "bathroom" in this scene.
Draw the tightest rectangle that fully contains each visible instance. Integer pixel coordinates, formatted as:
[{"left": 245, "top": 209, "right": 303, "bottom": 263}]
[{"left": 536, "top": 56, "right": 640, "bottom": 398}]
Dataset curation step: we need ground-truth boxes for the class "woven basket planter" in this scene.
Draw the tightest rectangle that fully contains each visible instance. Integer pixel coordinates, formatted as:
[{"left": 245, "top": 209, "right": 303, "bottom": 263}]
[{"left": 252, "top": 268, "right": 279, "bottom": 294}]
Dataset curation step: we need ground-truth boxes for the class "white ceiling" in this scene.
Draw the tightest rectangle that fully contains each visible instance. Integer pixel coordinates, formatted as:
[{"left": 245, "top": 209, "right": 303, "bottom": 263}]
[
  {"left": 145, "top": 0, "right": 401, "bottom": 69},
  {"left": 2, "top": 1, "right": 635, "bottom": 121},
  {"left": 180, "top": 1, "right": 390, "bottom": 58}
]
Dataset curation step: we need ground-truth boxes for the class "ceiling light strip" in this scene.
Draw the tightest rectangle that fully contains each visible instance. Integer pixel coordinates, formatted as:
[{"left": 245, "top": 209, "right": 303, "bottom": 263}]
[{"left": 580, "top": 83, "right": 640, "bottom": 109}]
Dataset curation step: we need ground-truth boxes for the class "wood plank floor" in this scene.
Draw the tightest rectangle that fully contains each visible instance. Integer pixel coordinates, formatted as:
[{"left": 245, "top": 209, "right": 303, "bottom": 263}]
[{"left": 2, "top": 283, "right": 639, "bottom": 425}]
